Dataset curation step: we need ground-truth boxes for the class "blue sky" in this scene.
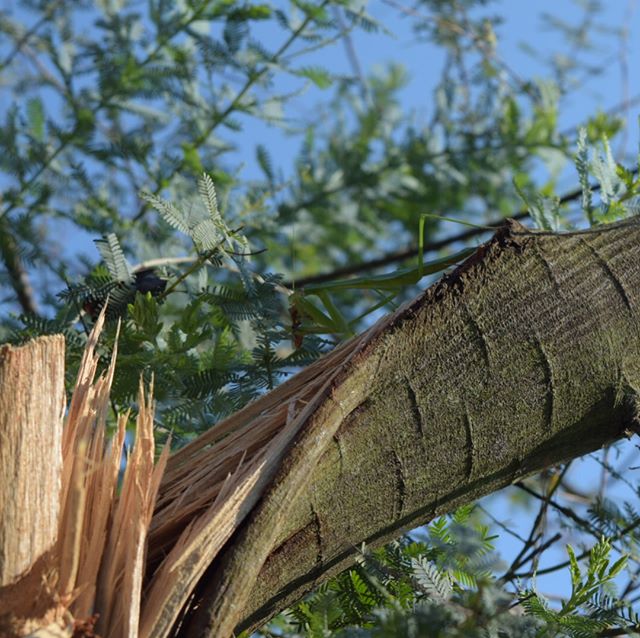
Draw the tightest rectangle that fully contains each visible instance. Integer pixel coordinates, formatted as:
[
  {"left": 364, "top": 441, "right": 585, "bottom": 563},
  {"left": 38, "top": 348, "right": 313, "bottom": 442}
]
[
  {"left": 5, "top": 0, "right": 638, "bottom": 261},
  {"left": 233, "top": 0, "right": 640, "bottom": 191}
]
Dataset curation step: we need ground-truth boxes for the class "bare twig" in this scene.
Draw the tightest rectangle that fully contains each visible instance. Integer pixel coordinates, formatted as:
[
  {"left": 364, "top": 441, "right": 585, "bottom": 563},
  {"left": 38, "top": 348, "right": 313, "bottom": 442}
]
[
  {"left": 510, "top": 485, "right": 640, "bottom": 580},
  {"left": 500, "top": 465, "right": 570, "bottom": 583},
  {"left": 332, "top": 6, "right": 371, "bottom": 104},
  {"left": 0, "top": 218, "right": 38, "bottom": 314}
]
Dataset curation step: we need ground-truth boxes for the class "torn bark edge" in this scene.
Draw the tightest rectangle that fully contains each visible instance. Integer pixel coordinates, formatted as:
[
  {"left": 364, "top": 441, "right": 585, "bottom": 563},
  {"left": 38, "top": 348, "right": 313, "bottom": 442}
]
[{"left": 367, "top": 218, "right": 534, "bottom": 349}]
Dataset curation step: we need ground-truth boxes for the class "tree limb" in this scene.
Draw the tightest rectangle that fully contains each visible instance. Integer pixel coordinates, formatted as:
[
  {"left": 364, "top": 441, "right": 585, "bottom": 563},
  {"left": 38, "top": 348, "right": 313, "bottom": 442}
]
[{"left": 145, "top": 217, "right": 640, "bottom": 636}]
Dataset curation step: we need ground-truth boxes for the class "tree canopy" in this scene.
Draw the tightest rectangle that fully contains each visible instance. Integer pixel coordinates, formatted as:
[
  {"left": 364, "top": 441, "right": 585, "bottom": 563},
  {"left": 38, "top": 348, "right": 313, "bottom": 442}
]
[{"left": 3, "top": 1, "right": 640, "bottom": 636}]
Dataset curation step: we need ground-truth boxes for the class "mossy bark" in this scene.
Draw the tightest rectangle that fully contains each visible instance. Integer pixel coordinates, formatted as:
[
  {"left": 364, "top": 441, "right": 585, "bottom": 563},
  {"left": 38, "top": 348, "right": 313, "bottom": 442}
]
[{"left": 180, "top": 219, "right": 640, "bottom": 637}]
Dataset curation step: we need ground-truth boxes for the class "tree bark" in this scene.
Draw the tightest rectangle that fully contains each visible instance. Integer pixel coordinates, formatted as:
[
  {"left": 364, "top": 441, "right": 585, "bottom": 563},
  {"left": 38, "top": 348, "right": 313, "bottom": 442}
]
[{"left": 176, "top": 218, "right": 640, "bottom": 636}]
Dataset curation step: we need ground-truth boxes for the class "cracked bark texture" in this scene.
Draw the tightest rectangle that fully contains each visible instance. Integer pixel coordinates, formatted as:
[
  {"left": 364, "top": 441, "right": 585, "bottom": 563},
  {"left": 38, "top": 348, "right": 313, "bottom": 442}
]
[{"left": 179, "top": 218, "right": 640, "bottom": 637}]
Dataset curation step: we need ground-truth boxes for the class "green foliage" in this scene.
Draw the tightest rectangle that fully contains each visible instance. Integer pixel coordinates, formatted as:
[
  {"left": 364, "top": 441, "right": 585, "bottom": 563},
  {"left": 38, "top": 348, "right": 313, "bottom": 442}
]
[
  {"left": 260, "top": 509, "right": 534, "bottom": 637},
  {"left": 513, "top": 179, "right": 562, "bottom": 232},
  {"left": 518, "top": 539, "right": 631, "bottom": 638},
  {"left": 142, "top": 173, "right": 247, "bottom": 255},
  {"left": 514, "top": 127, "right": 640, "bottom": 231},
  {"left": 10, "top": 178, "right": 327, "bottom": 436},
  {"left": 95, "top": 233, "right": 132, "bottom": 282},
  {"left": 0, "top": 0, "right": 596, "bottom": 342},
  {"left": 3, "top": 1, "right": 640, "bottom": 636},
  {"left": 259, "top": 511, "right": 640, "bottom": 638}
]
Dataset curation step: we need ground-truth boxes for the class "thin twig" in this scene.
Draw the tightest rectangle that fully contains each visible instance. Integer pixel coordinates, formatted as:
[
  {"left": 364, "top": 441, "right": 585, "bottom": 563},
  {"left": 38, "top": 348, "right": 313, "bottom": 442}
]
[
  {"left": 0, "top": 0, "right": 64, "bottom": 71},
  {"left": 515, "top": 482, "right": 603, "bottom": 540},
  {"left": 476, "top": 504, "right": 529, "bottom": 544},
  {"left": 332, "top": 6, "right": 371, "bottom": 104},
  {"left": 500, "top": 465, "right": 570, "bottom": 583},
  {"left": 510, "top": 490, "right": 640, "bottom": 580},
  {"left": 0, "top": 218, "right": 38, "bottom": 314},
  {"left": 283, "top": 166, "right": 639, "bottom": 289}
]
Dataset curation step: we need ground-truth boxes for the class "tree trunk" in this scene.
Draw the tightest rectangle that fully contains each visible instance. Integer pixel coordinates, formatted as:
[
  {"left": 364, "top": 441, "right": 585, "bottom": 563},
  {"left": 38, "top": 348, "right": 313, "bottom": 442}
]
[
  {"left": 0, "top": 336, "right": 66, "bottom": 633},
  {"left": 176, "top": 218, "right": 640, "bottom": 636}
]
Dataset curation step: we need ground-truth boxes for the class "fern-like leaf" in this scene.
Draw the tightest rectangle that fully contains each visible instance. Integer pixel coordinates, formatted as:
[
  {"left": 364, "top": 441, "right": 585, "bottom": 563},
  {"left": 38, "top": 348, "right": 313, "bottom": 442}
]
[
  {"left": 140, "top": 190, "right": 191, "bottom": 234},
  {"left": 94, "top": 233, "right": 131, "bottom": 281},
  {"left": 198, "top": 172, "right": 220, "bottom": 222},
  {"left": 411, "top": 557, "right": 453, "bottom": 602},
  {"left": 575, "top": 128, "right": 593, "bottom": 222}
]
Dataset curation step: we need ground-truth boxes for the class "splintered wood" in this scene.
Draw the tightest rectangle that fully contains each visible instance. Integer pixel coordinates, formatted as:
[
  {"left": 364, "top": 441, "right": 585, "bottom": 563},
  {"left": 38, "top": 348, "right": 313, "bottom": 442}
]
[
  {"left": 1, "top": 256, "right": 407, "bottom": 638},
  {"left": 0, "top": 304, "right": 371, "bottom": 638},
  {"left": 0, "top": 311, "right": 168, "bottom": 638}
]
